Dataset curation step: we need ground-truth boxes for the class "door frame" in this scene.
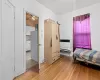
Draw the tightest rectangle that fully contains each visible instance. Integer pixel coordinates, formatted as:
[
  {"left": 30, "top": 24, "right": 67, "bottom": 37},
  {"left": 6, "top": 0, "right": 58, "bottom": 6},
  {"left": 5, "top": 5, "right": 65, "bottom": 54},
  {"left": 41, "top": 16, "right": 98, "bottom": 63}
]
[{"left": 23, "top": 9, "right": 40, "bottom": 71}]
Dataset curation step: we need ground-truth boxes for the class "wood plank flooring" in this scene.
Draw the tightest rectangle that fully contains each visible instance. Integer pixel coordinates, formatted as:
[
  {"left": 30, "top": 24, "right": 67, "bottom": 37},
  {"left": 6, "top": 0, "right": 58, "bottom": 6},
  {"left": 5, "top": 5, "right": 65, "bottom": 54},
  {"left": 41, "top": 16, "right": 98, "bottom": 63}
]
[{"left": 14, "top": 56, "right": 100, "bottom": 80}]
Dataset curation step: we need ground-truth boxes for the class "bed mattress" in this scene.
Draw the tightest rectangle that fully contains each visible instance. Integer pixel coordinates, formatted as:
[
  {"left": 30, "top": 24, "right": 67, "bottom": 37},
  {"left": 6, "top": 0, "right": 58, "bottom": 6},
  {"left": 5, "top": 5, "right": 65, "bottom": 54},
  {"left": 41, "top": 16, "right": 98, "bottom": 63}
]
[{"left": 74, "top": 48, "right": 100, "bottom": 64}]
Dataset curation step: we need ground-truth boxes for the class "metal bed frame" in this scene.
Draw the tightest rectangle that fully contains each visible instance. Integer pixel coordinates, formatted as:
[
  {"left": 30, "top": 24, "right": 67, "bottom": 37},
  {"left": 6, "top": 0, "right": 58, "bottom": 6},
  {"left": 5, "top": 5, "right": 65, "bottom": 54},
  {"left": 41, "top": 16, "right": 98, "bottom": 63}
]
[{"left": 73, "top": 55, "right": 100, "bottom": 66}]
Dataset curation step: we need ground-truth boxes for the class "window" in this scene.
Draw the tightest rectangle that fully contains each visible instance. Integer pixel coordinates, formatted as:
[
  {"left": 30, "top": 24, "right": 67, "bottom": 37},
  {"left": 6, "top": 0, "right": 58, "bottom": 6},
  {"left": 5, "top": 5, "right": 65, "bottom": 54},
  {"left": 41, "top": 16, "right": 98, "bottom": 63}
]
[{"left": 73, "top": 14, "right": 91, "bottom": 51}]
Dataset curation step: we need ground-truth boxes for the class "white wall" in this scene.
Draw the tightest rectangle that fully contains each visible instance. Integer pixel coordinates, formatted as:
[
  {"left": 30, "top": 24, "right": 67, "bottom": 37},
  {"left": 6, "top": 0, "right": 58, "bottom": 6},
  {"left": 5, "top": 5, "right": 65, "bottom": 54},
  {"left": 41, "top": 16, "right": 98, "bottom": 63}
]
[
  {"left": 0, "top": 0, "right": 1, "bottom": 79},
  {"left": 57, "top": 3, "right": 100, "bottom": 52},
  {"left": 0, "top": 0, "right": 57, "bottom": 77}
]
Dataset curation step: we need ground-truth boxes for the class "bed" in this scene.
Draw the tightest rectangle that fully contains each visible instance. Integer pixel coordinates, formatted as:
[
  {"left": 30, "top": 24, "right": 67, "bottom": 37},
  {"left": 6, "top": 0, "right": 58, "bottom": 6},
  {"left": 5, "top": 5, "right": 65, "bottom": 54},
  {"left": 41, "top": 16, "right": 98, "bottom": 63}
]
[{"left": 73, "top": 48, "right": 100, "bottom": 66}]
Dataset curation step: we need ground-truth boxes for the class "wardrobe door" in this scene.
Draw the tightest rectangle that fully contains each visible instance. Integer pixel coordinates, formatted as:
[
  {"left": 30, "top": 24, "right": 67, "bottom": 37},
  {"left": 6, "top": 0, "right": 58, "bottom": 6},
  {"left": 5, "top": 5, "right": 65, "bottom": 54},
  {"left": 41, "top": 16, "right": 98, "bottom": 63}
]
[
  {"left": 56, "top": 25, "right": 60, "bottom": 51},
  {"left": 52, "top": 22, "right": 57, "bottom": 56},
  {"left": 56, "top": 25, "right": 60, "bottom": 56},
  {"left": 1, "top": 0, "right": 15, "bottom": 80},
  {"left": 44, "top": 21, "right": 52, "bottom": 63}
]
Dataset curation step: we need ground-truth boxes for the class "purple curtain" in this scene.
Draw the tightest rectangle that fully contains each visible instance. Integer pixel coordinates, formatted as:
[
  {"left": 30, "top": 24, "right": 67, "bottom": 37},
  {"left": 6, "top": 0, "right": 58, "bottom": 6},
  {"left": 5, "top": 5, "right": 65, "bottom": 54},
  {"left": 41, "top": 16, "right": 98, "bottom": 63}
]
[{"left": 73, "top": 14, "right": 91, "bottom": 51}]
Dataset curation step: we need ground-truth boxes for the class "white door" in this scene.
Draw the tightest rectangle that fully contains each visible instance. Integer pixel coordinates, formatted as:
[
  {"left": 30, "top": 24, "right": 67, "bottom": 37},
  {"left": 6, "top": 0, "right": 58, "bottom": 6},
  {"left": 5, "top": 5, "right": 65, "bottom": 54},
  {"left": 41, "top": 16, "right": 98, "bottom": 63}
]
[
  {"left": 31, "top": 31, "right": 39, "bottom": 62},
  {"left": 1, "top": 0, "right": 15, "bottom": 80}
]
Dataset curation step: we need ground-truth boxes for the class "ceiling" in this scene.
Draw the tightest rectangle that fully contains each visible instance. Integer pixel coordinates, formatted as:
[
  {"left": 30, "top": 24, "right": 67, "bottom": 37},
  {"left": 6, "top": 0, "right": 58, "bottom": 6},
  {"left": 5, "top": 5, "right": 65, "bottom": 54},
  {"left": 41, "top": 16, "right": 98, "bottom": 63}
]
[
  {"left": 26, "top": 12, "right": 38, "bottom": 27},
  {"left": 36, "top": 0, "right": 100, "bottom": 14}
]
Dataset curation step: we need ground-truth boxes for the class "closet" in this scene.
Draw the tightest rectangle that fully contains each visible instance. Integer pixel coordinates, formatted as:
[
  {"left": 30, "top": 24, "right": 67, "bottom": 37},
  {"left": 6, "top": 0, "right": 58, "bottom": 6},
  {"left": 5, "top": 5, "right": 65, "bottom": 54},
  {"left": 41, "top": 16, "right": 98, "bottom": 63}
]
[{"left": 44, "top": 19, "right": 60, "bottom": 64}]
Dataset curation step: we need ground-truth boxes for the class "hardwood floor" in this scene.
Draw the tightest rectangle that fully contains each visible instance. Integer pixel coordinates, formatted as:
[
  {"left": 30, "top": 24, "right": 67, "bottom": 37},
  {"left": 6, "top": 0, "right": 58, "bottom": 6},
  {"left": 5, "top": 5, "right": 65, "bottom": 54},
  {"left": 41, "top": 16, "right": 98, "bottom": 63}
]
[{"left": 14, "top": 56, "right": 100, "bottom": 80}]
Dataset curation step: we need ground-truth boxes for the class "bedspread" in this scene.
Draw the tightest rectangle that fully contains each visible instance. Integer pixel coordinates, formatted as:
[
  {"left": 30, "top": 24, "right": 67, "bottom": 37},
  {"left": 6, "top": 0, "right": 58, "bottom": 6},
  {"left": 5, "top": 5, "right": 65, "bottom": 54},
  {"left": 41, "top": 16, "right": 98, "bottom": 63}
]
[{"left": 74, "top": 48, "right": 100, "bottom": 64}]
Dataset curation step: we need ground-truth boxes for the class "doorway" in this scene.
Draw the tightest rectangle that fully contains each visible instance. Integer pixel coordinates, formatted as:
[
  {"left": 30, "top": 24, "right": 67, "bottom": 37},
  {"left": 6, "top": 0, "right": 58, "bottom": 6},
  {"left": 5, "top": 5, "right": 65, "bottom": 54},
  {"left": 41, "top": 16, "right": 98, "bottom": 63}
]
[{"left": 25, "top": 12, "right": 39, "bottom": 72}]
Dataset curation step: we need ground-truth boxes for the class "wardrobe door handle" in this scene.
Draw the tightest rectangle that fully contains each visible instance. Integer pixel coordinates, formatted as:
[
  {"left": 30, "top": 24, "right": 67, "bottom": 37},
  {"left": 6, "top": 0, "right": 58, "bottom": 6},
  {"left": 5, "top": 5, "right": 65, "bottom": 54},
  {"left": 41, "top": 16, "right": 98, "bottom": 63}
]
[
  {"left": 50, "top": 38, "right": 52, "bottom": 47},
  {"left": 58, "top": 25, "right": 60, "bottom": 41}
]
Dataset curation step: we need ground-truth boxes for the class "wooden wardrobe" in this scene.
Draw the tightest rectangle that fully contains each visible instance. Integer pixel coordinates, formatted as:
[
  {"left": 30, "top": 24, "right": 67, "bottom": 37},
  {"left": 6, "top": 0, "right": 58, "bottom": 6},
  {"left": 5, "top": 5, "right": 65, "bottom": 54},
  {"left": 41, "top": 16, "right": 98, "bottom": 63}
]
[{"left": 44, "top": 19, "right": 60, "bottom": 64}]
